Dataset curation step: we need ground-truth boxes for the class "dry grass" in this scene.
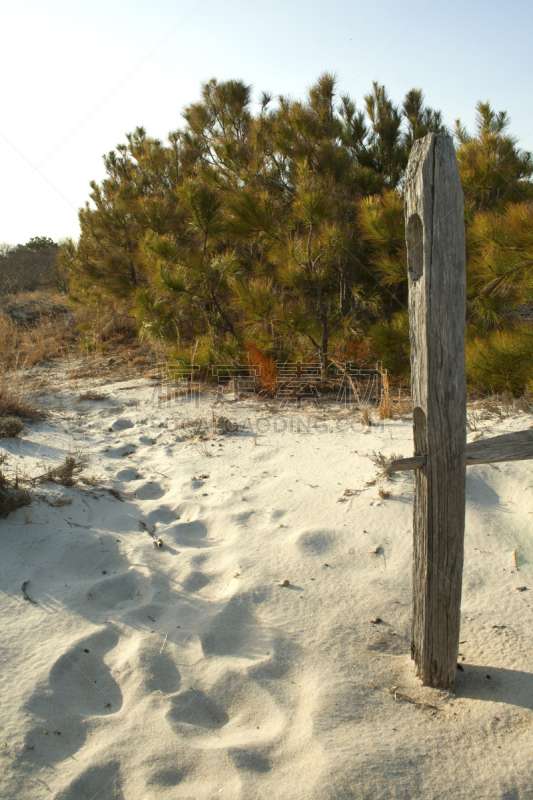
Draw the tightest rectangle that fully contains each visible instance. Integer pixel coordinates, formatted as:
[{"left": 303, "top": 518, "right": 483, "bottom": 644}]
[
  {"left": 367, "top": 451, "right": 404, "bottom": 485},
  {"left": 0, "top": 417, "right": 24, "bottom": 438},
  {"left": 0, "top": 290, "right": 163, "bottom": 384},
  {"left": 175, "top": 417, "right": 205, "bottom": 430},
  {"left": 0, "top": 292, "right": 76, "bottom": 370},
  {"left": 0, "top": 383, "right": 43, "bottom": 420},
  {"left": 377, "top": 369, "right": 393, "bottom": 419},
  {"left": 361, "top": 405, "right": 373, "bottom": 426},
  {"left": 0, "top": 455, "right": 31, "bottom": 517},
  {"left": 34, "top": 454, "right": 89, "bottom": 488},
  {"left": 0, "top": 481, "right": 31, "bottom": 517},
  {"left": 477, "top": 390, "right": 533, "bottom": 419},
  {"left": 0, "top": 444, "right": 90, "bottom": 516},
  {"left": 466, "top": 389, "right": 533, "bottom": 431},
  {"left": 77, "top": 391, "right": 107, "bottom": 402}
]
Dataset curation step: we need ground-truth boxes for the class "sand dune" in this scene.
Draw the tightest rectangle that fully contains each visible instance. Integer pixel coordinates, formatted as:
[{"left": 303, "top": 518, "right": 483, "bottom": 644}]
[{"left": 1, "top": 378, "right": 533, "bottom": 799}]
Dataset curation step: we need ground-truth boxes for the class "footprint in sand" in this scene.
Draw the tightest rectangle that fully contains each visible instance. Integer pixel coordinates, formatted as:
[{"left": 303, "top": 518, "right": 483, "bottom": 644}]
[
  {"left": 181, "top": 570, "right": 213, "bottom": 593},
  {"left": 115, "top": 467, "right": 142, "bottom": 482},
  {"left": 293, "top": 528, "right": 339, "bottom": 556},
  {"left": 110, "top": 418, "right": 135, "bottom": 431},
  {"left": 144, "top": 505, "right": 180, "bottom": 526},
  {"left": 136, "top": 643, "right": 182, "bottom": 695},
  {"left": 22, "top": 628, "right": 122, "bottom": 763},
  {"left": 54, "top": 760, "right": 121, "bottom": 800},
  {"left": 135, "top": 481, "right": 166, "bottom": 500},
  {"left": 145, "top": 766, "right": 188, "bottom": 792},
  {"left": 167, "top": 688, "right": 229, "bottom": 730},
  {"left": 201, "top": 593, "right": 271, "bottom": 661},
  {"left": 167, "top": 519, "right": 209, "bottom": 548},
  {"left": 87, "top": 568, "right": 155, "bottom": 613},
  {"left": 231, "top": 748, "right": 272, "bottom": 773}
]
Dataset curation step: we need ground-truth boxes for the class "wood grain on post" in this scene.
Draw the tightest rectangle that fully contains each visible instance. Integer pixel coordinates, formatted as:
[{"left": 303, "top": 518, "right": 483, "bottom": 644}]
[{"left": 405, "top": 134, "right": 467, "bottom": 688}]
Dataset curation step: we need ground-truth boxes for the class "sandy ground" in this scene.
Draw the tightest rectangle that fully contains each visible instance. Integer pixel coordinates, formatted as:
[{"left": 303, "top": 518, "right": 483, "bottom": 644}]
[{"left": 1, "top": 371, "right": 533, "bottom": 800}]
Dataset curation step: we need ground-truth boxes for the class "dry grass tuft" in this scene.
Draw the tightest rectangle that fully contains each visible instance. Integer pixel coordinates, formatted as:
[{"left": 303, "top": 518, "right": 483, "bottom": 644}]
[
  {"left": 0, "top": 417, "right": 24, "bottom": 438},
  {"left": 367, "top": 451, "right": 404, "bottom": 485},
  {"left": 0, "top": 455, "right": 31, "bottom": 517},
  {"left": 0, "top": 482, "right": 32, "bottom": 518},
  {"left": 77, "top": 391, "right": 107, "bottom": 402},
  {"left": 35, "top": 454, "right": 89, "bottom": 487},
  {"left": 0, "top": 383, "right": 43, "bottom": 419},
  {"left": 377, "top": 370, "right": 393, "bottom": 419},
  {"left": 361, "top": 405, "right": 373, "bottom": 427}
]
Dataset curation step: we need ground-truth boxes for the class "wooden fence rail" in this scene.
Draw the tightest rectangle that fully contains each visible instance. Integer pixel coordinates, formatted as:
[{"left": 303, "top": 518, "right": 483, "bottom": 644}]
[{"left": 388, "top": 429, "right": 533, "bottom": 473}]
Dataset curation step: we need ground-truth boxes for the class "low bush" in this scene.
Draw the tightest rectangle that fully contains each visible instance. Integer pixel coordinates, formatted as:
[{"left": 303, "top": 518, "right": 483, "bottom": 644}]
[
  {"left": 465, "top": 325, "right": 533, "bottom": 394},
  {"left": 0, "top": 417, "right": 24, "bottom": 438}
]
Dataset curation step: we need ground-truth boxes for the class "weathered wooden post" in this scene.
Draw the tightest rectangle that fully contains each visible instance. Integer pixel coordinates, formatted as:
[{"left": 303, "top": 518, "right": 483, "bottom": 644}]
[
  {"left": 389, "top": 133, "right": 533, "bottom": 687},
  {"left": 405, "top": 133, "right": 466, "bottom": 688}
]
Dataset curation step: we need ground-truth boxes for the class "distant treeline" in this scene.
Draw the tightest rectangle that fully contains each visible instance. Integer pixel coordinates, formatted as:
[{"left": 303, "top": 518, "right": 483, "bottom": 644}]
[
  {"left": 59, "top": 74, "right": 533, "bottom": 393},
  {"left": 0, "top": 237, "right": 63, "bottom": 294}
]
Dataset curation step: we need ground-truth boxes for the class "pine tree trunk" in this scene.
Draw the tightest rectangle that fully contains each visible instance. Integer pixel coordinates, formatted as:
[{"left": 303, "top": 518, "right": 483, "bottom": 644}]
[{"left": 317, "top": 281, "right": 328, "bottom": 379}]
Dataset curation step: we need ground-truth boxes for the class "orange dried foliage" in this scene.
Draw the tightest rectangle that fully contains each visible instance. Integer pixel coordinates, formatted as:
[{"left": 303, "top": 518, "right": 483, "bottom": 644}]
[
  {"left": 335, "top": 338, "right": 374, "bottom": 366},
  {"left": 245, "top": 343, "right": 279, "bottom": 397}
]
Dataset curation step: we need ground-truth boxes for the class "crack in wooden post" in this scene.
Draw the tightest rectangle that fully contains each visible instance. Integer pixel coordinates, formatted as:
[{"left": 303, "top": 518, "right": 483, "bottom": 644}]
[{"left": 405, "top": 133, "right": 467, "bottom": 688}]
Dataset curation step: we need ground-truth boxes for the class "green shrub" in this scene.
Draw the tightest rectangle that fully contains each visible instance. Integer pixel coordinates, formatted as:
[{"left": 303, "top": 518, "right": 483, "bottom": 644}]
[
  {"left": 465, "top": 325, "right": 533, "bottom": 394},
  {"left": 366, "top": 310, "right": 410, "bottom": 380}
]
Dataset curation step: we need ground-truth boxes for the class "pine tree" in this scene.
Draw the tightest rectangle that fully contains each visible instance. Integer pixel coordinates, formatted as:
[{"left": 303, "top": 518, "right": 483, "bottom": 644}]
[
  {"left": 402, "top": 89, "right": 447, "bottom": 150},
  {"left": 60, "top": 75, "right": 533, "bottom": 394},
  {"left": 467, "top": 201, "right": 533, "bottom": 328},
  {"left": 455, "top": 102, "right": 533, "bottom": 213}
]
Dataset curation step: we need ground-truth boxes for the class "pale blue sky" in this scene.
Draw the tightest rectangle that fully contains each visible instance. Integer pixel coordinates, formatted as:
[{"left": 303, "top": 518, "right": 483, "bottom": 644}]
[{"left": 1, "top": 0, "right": 531, "bottom": 245}]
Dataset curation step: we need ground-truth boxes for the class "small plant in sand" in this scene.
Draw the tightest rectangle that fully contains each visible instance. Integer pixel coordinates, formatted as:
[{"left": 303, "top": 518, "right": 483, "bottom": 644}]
[
  {"left": 34, "top": 453, "right": 89, "bottom": 488},
  {"left": 0, "top": 417, "right": 24, "bottom": 439},
  {"left": 360, "top": 405, "right": 373, "bottom": 427},
  {"left": 195, "top": 441, "right": 213, "bottom": 458},
  {"left": 367, "top": 451, "right": 404, "bottom": 485},
  {"left": 0, "top": 455, "right": 31, "bottom": 518}
]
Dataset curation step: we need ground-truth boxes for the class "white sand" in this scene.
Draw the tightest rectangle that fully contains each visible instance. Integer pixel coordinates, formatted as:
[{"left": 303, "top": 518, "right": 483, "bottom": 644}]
[{"left": 1, "top": 377, "right": 533, "bottom": 799}]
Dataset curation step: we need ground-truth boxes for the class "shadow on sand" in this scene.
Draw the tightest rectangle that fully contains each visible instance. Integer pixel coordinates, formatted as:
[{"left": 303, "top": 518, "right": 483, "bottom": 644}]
[{"left": 456, "top": 663, "right": 533, "bottom": 710}]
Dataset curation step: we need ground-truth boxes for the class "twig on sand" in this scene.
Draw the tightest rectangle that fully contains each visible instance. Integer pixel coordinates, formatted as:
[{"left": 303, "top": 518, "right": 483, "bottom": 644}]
[
  {"left": 139, "top": 520, "right": 163, "bottom": 547},
  {"left": 337, "top": 487, "right": 361, "bottom": 502},
  {"left": 388, "top": 686, "right": 439, "bottom": 711},
  {"left": 159, "top": 633, "right": 168, "bottom": 655},
  {"left": 21, "top": 580, "right": 37, "bottom": 604}
]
